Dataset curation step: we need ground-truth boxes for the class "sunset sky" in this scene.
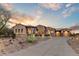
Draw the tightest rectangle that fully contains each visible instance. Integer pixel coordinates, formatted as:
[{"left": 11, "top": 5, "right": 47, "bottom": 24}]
[{"left": 0, "top": 3, "right": 79, "bottom": 28}]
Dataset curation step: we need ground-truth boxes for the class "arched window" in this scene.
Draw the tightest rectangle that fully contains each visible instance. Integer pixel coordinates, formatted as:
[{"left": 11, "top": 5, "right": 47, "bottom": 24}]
[
  {"left": 15, "top": 29, "right": 17, "bottom": 33},
  {"left": 18, "top": 29, "right": 20, "bottom": 33},
  {"left": 21, "top": 29, "right": 23, "bottom": 33}
]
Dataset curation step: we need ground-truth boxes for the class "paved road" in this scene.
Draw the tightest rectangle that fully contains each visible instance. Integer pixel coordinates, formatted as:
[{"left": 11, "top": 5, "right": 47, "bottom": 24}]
[{"left": 6, "top": 37, "right": 78, "bottom": 56}]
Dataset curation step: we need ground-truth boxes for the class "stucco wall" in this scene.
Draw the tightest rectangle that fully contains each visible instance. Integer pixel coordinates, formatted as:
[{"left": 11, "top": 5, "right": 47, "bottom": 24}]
[{"left": 13, "top": 24, "right": 27, "bottom": 35}]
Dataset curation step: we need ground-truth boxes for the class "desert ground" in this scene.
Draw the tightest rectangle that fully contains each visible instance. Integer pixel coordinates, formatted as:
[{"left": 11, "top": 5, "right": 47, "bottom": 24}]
[{"left": 0, "top": 37, "right": 78, "bottom": 56}]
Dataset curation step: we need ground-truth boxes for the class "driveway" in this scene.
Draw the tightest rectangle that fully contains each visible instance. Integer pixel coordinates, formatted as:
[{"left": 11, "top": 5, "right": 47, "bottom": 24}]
[{"left": 6, "top": 37, "right": 78, "bottom": 56}]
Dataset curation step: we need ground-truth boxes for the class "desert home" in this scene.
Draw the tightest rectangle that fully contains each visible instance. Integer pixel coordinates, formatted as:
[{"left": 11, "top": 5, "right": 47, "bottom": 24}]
[
  {"left": 12, "top": 24, "right": 56, "bottom": 38},
  {"left": 12, "top": 24, "right": 71, "bottom": 38}
]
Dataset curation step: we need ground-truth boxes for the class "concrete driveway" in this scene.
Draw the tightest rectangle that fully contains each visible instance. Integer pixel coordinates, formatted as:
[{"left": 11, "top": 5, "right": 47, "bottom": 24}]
[{"left": 6, "top": 37, "right": 78, "bottom": 56}]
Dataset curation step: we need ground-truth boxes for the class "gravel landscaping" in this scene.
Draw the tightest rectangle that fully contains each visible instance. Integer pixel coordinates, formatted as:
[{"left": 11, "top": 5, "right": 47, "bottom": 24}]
[
  {"left": 67, "top": 35, "right": 79, "bottom": 54},
  {"left": 0, "top": 36, "right": 52, "bottom": 55}
]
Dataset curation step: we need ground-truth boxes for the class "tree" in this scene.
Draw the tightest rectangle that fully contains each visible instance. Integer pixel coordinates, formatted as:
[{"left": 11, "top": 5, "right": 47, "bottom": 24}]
[
  {"left": 0, "top": 27, "right": 16, "bottom": 38},
  {"left": 0, "top": 5, "right": 11, "bottom": 32}
]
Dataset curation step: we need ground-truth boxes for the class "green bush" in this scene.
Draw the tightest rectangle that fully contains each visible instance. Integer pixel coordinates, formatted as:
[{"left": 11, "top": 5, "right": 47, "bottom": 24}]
[{"left": 27, "top": 34, "right": 36, "bottom": 43}]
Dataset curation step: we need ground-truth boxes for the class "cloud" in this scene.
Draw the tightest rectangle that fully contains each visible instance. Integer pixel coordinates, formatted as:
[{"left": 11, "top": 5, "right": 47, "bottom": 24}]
[
  {"left": 0, "top": 3, "right": 13, "bottom": 11},
  {"left": 10, "top": 12, "right": 34, "bottom": 24},
  {"left": 0, "top": 4, "right": 43, "bottom": 27},
  {"left": 61, "top": 4, "right": 79, "bottom": 18},
  {"left": 65, "top": 3, "right": 72, "bottom": 8},
  {"left": 33, "top": 10, "right": 43, "bottom": 20},
  {"left": 62, "top": 7, "right": 77, "bottom": 18},
  {"left": 40, "top": 3, "right": 62, "bottom": 11},
  {"left": 8, "top": 10, "right": 43, "bottom": 27}
]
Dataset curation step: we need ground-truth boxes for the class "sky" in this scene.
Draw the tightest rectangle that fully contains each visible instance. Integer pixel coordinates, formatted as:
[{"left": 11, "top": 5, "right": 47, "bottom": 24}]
[{"left": 0, "top": 3, "right": 79, "bottom": 28}]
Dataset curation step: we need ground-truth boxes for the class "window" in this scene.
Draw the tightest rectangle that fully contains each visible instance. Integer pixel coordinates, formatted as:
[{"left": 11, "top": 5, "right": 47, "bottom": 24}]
[
  {"left": 15, "top": 29, "right": 17, "bottom": 33},
  {"left": 18, "top": 29, "right": 20, "bottom": 33},
  {"left": 21, "top": 29, "right": 23, "bottom": 33}
]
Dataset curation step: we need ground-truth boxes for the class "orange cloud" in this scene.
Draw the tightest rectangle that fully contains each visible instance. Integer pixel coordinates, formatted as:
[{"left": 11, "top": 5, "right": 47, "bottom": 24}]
[
  {"left": 0, "top": 4, "right": 43, "bottom": 28},
  {"left": 8, "top": 10, "right": 43, "bottom": 28},
  {"left": 10, "top": 12, "right": 34, "bottom": 24}
]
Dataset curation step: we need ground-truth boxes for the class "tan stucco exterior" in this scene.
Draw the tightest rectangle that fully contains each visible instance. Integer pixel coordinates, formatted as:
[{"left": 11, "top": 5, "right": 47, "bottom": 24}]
[
  {"left": 13, "top": 24, "right": 27, "bottom": 38},
  {"left": 12, "top": 24, "right": 71, "bottom": 38}
]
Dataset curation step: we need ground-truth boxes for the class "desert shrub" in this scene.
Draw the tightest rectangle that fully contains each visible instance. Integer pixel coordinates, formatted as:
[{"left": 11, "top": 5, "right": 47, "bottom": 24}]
[{"left": 27, "top": 34, "right": 36, "bottom": 43}]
